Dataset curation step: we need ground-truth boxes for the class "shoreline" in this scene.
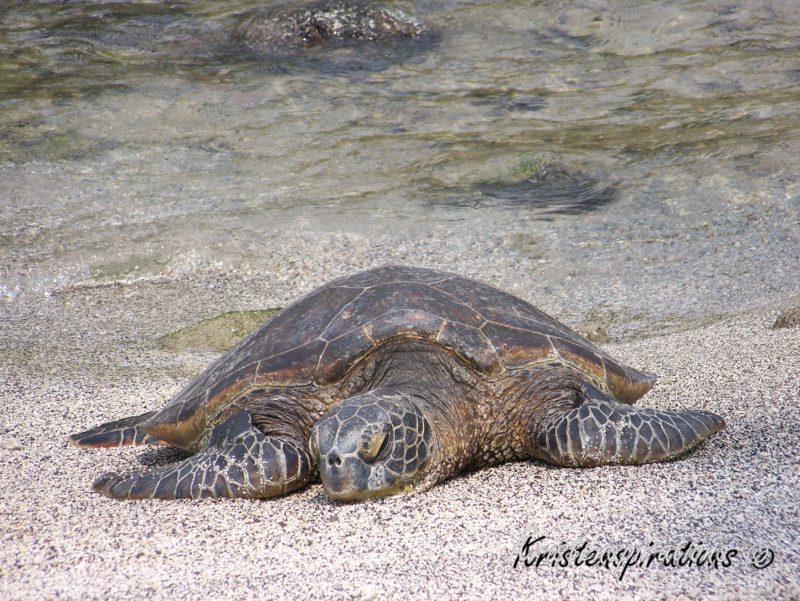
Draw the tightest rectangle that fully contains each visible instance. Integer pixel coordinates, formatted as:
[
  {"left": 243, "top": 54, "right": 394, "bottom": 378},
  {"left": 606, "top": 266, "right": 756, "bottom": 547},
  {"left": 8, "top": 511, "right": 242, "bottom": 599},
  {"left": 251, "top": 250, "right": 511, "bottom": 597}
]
[{"left": 1, "top": 270, "right": 798, "bottom": 600}]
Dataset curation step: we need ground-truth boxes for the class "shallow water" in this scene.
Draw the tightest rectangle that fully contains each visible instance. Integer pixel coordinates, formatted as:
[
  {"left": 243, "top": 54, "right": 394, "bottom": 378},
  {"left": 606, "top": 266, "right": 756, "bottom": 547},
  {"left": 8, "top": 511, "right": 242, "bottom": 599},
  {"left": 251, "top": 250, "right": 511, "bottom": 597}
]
[{"left": 1, "top": 0, "right": 799, "bottom": 332}]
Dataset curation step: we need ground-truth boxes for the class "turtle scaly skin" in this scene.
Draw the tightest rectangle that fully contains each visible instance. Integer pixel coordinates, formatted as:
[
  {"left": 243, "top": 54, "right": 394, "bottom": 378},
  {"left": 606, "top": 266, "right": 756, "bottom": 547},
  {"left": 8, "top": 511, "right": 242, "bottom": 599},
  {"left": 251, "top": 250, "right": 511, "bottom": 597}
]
[{"left": 69, "top": 266, "right": 725, "bottom": 501}]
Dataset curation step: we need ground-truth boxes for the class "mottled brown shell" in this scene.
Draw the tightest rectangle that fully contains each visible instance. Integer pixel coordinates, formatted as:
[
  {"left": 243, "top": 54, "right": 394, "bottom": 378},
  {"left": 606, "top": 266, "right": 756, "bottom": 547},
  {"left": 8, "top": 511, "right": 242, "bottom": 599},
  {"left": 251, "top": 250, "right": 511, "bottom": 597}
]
[{"left": 143, "top": 265, "right": 655, "bottom": 447}]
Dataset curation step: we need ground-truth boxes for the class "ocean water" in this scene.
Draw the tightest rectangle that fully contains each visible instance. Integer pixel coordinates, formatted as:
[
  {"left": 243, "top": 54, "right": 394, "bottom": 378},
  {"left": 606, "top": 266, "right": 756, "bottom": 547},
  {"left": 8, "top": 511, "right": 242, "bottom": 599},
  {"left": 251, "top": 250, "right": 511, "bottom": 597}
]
[{"left": 1, "top": 0, "right": 799, "bottom": 329}]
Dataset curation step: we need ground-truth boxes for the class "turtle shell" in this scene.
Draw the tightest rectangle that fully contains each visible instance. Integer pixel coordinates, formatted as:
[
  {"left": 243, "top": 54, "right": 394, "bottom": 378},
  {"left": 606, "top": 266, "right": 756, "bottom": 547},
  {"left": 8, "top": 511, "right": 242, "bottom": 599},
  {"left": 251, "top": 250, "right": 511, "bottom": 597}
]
[{"left": 144, "top": 265, "right": 655, "bottom": 448}]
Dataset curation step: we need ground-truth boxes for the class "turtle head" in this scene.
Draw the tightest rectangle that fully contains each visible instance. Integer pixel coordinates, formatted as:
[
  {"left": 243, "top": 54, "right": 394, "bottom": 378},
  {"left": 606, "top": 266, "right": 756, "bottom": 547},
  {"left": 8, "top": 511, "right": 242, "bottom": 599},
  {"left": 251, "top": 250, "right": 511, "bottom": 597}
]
[{"left": 311, "top": 391, "right": 433, "bottom": 501}]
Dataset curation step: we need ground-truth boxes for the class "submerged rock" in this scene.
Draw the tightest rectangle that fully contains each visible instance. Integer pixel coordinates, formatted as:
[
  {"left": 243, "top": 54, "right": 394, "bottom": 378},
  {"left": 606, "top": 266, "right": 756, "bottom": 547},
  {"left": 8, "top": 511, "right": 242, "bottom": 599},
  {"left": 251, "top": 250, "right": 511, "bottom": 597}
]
[
  {"left": 476, "top": 160, "right": 617, "bottom": 214},
  {"left": 156, "top": 309, "right": 281, "bottom": 353},
  {"left": 434, "top": 154, "right": 617, "bottom": 214},
  {"left": 575, "top": 323, "right": 611, "bottom": 344},
  {"left": 772, "top": 305, "right": 800, "bottom": 329},
  {"left": 232, "top": 0, "right": 431, "bottom": 54}
]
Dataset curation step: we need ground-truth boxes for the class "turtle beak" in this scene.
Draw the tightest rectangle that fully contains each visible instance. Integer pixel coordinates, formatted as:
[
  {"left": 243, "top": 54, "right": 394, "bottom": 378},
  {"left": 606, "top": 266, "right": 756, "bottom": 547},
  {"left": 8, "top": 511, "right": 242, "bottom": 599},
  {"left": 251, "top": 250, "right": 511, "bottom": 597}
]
[
  {"left": 318, "top": 449, "right": 364, "bottom": 501},
  {"left": 319, "top": 450, "right": 347, "bottom": 496},
  {"left": 318, "top": 448, "right": 403, "bottom": 501}
]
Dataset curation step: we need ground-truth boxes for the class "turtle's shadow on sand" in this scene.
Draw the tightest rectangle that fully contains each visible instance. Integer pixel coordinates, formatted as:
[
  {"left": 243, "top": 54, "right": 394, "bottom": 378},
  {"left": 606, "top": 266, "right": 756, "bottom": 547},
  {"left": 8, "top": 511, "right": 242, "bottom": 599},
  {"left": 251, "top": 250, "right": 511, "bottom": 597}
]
[
  {"left": 305, "top": 491, "right": 343, "bottom": 508},
  {"left": 301, "top": 461, "right": 563, "bottom": 508},
  {"left": 136, "top": 446, "right": 190, "bottom": 468}
]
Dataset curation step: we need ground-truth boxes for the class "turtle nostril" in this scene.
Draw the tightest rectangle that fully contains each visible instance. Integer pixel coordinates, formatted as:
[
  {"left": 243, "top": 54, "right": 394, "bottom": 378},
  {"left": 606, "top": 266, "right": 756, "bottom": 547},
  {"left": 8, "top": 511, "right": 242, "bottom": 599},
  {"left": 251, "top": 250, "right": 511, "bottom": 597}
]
[{"left": 327, "top": 452, "right": 342, "bottom": 468}]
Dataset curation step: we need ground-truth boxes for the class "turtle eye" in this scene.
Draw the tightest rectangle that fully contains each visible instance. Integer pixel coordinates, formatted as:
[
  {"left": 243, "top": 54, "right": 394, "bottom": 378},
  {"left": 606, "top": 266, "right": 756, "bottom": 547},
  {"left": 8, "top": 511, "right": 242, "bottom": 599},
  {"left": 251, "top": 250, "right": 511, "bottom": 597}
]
[{"left": 359, "top": 425, "right": 391, "bottom": 463}]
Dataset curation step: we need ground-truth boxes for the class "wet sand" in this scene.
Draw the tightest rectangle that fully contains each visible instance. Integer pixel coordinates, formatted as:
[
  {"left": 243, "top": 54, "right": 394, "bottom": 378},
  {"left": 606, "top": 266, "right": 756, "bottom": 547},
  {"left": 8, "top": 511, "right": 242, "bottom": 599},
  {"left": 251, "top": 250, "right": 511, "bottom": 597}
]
[{"left": 1, "top": 264, "right": 798, "bottom": 600}]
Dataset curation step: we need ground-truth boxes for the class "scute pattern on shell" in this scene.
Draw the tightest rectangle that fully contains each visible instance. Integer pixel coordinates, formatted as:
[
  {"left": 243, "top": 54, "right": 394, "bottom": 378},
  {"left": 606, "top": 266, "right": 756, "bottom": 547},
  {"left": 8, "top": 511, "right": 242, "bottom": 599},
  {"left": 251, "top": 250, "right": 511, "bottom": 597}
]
[{"left": 146, "top": 265, "right": 654, "bottom": 445}]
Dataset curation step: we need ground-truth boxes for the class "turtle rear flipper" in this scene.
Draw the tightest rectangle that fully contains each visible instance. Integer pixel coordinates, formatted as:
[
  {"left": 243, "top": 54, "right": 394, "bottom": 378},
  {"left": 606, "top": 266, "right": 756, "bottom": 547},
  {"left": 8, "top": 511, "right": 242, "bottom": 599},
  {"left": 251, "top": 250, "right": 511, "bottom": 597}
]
[
  {"left": 68, "top": 411, "right": 166, "bottom": 448},
  {"left": 532, "top": 384, "right": 725, "bottom": 467},
  {"left": 93, "top": 410, "right": 313, "bottom": 500}
]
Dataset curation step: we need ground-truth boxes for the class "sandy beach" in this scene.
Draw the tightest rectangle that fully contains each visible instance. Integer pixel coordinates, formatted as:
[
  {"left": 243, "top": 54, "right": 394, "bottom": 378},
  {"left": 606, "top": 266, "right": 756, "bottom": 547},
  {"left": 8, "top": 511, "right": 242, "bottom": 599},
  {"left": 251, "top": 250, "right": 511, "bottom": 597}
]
[{"left": 1, "top": 256, "right": 798, "bottom": 601}]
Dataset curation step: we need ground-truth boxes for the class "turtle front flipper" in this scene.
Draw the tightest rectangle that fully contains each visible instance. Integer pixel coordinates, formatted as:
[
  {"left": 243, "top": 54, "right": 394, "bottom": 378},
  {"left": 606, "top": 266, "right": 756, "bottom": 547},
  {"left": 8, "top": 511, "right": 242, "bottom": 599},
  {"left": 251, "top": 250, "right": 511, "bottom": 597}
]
[
  {"left": 93, "top": 411, "right": 313, "bottom": 500},
  {"left": 68, "top": 411, "right": 166, "bottom": 448},
  {"left": 531, "top": 384, "right": 725, "bottom": 467}
]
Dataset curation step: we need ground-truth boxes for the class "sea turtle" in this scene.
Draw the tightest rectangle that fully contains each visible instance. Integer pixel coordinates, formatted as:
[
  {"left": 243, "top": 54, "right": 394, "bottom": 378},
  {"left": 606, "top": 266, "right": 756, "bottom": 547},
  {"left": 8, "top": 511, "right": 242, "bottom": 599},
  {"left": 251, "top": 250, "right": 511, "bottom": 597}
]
[{"left": 69, "top": 265, "right": 725, "bottom": 501}]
